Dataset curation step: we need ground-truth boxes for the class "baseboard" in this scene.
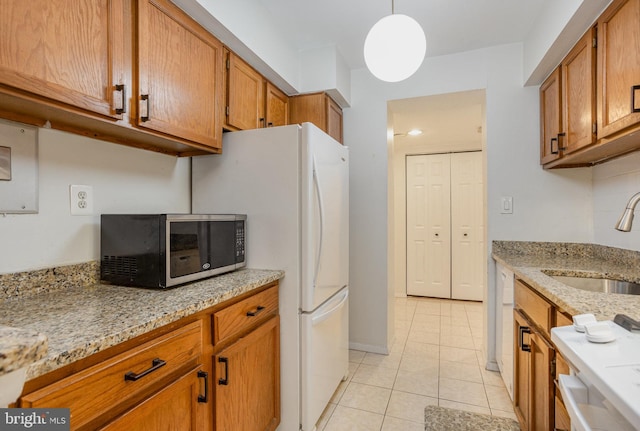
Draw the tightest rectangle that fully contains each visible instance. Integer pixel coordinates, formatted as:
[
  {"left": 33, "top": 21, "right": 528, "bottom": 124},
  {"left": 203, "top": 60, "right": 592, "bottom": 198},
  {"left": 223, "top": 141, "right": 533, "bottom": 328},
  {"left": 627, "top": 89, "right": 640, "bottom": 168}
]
[{"left": 348, "top": 341, "right": 389, "bottom": 355}]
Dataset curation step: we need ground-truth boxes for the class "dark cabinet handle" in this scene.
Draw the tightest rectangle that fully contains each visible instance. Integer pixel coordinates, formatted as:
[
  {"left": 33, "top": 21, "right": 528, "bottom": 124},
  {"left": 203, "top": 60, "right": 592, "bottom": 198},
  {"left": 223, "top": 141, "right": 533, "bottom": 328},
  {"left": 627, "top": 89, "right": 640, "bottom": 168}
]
[
  {"left": 197, "top": 370, "right": 208, "bottom": 403},
  {"left": 246, "top": 305, "right": 265, "bottom": 317},
  {"left": 267, "top": 122, "right": 273, "bottom": 127},
  {"left": 140, "top": 94, "right": 150, "bottom": 122},
  {"left": 519, "top": 326, "right": 532, "bottom": 352},
  {"left": 463, "top": 233, "right": 468, "bottom": 237},
  {"left": 115, "top": 84, "right": 126, "bottom": 114},
  {"left": 557, "top": 132, "right": 567, "bottom": 151},
  {"left": 435, "top": 233, "right": 439, "bottom": 237},
  {"left": 550, "top": 137, "right": 558, "bottom": 155},
  {"left": 218, "top": 357, "right": 229, "bottom": 385},
  {"left": 633, "top": 84, "right": 640, "bottom": 113},
  {"left": 259, "top": 118, "right": 265, "bottom": 127},
  {"left": 124, "top": 358, "right": 166, "bottom": 381}
]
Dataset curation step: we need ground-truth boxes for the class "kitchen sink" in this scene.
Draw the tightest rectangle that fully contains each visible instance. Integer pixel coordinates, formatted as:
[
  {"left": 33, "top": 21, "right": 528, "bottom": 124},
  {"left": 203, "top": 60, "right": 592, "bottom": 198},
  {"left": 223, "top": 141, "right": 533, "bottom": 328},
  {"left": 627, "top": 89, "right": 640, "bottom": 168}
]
[{"left": 549, "top": 275, "right": 640, "bottom": 295}]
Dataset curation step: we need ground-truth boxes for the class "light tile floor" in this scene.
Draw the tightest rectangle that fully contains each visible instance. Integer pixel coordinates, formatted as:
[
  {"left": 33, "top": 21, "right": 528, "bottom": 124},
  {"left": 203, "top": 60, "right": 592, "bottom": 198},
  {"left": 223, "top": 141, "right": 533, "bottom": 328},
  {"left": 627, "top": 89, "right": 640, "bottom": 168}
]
[{"left": 316, "top": 296, "right": 517, "bottom": 431}]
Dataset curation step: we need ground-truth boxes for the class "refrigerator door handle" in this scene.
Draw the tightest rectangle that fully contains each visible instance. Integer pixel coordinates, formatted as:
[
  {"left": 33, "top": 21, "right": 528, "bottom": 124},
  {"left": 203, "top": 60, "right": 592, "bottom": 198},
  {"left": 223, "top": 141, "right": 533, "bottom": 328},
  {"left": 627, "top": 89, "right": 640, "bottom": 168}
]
[
  {"left": 311, "top": 289, "right": 348, "bottom": 326},
  {"left": 312, "top": 156, "right": 325, "bottom": 288}
]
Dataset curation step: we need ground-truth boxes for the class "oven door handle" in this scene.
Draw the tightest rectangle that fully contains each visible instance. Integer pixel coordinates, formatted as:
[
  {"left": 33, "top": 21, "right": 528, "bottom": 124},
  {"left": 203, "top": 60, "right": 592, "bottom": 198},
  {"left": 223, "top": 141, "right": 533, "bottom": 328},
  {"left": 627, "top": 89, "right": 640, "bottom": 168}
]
[{"left": 558, "top": 374, "right": 591, "bottom": 431}]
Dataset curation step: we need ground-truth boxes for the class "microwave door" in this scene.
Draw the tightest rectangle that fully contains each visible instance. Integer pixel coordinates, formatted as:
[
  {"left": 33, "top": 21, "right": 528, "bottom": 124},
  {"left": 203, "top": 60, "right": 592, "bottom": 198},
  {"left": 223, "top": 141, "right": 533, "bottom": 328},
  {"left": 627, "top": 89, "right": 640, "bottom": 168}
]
[
  {"left": 169, "top": 221, "right": 202, "bottom": 279},
  {"left": 206, "top": 221, "right": 237, "bottom": 271}
]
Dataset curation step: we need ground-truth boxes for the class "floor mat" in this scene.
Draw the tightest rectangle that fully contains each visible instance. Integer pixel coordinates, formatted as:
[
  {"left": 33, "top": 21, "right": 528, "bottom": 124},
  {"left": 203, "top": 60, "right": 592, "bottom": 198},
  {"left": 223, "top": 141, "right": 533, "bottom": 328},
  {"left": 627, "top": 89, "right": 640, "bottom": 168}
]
[{"left": 424, "top": 405, "right": 520, "bottom": 431}]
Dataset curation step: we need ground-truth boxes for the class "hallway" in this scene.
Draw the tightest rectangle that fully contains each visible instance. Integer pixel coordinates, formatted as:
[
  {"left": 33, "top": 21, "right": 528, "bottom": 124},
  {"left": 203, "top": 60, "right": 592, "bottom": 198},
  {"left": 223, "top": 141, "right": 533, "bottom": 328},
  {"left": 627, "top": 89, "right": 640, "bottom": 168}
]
[{"left": 317, "top": 296, "right": 517, "bottom": 430}]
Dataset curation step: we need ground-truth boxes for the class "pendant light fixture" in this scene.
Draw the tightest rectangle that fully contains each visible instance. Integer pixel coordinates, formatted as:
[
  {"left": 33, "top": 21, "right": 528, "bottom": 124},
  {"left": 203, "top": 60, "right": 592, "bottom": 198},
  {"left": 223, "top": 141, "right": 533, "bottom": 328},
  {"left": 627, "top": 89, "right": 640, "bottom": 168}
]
[{"left": 364, "top": 0, "right": 426, "bottom": 82}]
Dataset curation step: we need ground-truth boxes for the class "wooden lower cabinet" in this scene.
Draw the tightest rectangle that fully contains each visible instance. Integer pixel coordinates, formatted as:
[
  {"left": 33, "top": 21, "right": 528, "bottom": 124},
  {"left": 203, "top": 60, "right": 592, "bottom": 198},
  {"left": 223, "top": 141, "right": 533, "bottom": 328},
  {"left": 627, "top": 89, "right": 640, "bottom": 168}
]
[
  {"left": 214, "top": 315, "right": 280, "bottom": 431},
  {"left": 514, "top": 309, "right": 555, "bottom": 431},
  {"left": 19, "top": 282, "right": 281, "bottom": 431},
  {"left": 100, "top": 365, "right": 206, "bottom": 431}
]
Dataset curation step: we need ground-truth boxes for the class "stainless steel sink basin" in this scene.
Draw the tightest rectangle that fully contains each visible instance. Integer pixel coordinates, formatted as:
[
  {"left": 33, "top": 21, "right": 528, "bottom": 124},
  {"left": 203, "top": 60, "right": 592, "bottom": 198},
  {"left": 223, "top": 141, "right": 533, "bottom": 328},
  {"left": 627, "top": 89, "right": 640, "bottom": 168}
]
[{"left": 549, "top": 275, "right": 640, "bottom": 295}]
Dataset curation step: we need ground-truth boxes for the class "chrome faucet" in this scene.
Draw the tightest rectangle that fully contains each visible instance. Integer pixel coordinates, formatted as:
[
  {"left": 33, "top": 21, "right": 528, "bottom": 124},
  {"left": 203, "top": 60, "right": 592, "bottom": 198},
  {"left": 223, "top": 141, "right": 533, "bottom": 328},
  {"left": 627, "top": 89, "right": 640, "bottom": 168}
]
[{"left": 615, "top": 192, "right": 640, "bottom": 232}]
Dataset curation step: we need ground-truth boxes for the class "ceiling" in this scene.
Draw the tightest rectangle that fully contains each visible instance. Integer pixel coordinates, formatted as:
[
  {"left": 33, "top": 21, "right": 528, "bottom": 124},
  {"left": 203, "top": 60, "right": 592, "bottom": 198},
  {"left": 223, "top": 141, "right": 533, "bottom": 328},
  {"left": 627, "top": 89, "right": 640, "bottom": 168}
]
[{"left": 257, "top": 0, "right": 549, "bottom": 70}]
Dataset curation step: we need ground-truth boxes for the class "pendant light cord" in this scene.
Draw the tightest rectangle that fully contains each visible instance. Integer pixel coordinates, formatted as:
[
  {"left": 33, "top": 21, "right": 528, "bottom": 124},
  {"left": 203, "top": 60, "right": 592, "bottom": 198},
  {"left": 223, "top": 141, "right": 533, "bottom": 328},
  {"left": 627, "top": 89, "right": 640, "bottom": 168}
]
[{"left": 391, "top": 0, "right": 395, "bottom": 14}]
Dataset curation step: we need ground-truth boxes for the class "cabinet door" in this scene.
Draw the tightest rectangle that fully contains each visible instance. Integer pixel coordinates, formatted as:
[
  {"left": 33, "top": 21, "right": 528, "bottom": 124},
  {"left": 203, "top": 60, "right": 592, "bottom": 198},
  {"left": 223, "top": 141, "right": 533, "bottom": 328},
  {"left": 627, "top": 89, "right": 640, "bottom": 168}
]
[
  {"left": 0, "top": 0, "right": 126, "bottom": 118},
  {"left": 597, "top": 0, "right": 640, "bottom": 139},
  {"left": 100, "top": 366, "right": 207, "bottom": 431},
  {"left": 326, "top": 97, "right": 343, "bottom": 143},
  {"left": 513, "top": 310, "right": 530, "bottom": 429},
  {"left": 529, "top": 331, "right": 554, "bottom": 431},
  {"left": 562, "top": 27, "right": 596, "bottom": 154},
  {"left": 136, "top": 0, "right": 223, "bottom": 149},
  {"left": 226, "top": 52, "right": 265, "bottom": 130},
  {"left": 265, "top": 82, "right": 289, "bottom": 127},
  {"left": 540, "top": 67, "right": 562, "bottom": 164},
  {"left": 215, "top": 316, "right": 280, "bottom": 431}
]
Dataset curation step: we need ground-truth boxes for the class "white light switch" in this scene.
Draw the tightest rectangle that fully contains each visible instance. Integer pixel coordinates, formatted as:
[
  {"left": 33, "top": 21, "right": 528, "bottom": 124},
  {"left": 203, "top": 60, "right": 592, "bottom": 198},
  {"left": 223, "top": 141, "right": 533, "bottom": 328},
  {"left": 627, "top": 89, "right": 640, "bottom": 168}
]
[{"left": 501, "top": 196, "right": 513, "bottom": 214}]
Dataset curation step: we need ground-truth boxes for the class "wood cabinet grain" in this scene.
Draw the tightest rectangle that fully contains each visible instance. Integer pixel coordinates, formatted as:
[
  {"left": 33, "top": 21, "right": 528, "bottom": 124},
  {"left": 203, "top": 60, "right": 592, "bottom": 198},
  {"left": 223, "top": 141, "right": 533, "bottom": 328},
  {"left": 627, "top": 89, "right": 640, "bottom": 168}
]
[
  {"left": 0, "top": 0, "right": 126, "bottom": 119},
  {"left": 136, "top": 0, "right": 223, "bottom": 150},
  {"left": 290, "top": 92, "right": 343, "bottom": 143}
]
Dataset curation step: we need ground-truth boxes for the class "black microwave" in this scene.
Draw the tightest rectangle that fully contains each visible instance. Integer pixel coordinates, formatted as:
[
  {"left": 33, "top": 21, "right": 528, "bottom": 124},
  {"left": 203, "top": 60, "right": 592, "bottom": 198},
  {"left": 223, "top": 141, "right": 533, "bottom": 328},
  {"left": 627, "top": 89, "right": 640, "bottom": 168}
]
[{"left": 100, "top": 214, "right": 246, "bottom": 288}]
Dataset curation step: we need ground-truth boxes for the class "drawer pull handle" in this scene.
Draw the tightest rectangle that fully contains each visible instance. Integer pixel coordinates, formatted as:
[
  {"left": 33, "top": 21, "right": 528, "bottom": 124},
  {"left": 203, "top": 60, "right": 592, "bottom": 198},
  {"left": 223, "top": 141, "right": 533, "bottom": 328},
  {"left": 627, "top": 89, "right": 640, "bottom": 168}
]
[
  {"left": 140, "top": 94, "right": 150, "bottom": 122},
  {"left": 550, "top": 137, "right": 558, "bottom": 155},
  {"left": 197, "top": 370, "right": 209, "bottom": 403},
  {"left": 633, "top": 84, "right": 640, "bottom": 113},
  {"left": 246, "top": 305, "right": 265, "bottom": 317},
  {"left": 115, "top": 84, "right": 126, "bottom": 114},
  {"left": 218, "top": 357, "right": 229, "bottom": 385},
  {"left": 124, "top": 358, "right": 166, "bottom": 381},
  {"left": 519, "top": 326, "right": 532, "bottom": 352}
]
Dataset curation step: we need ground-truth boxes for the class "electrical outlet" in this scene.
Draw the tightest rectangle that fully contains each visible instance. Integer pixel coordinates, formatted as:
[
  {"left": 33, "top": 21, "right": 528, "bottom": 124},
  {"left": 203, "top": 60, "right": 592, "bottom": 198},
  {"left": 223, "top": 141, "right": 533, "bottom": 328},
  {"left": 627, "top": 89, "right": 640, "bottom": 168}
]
[{"left": 70, "top": 185, "right": 93, "bottom": 216}]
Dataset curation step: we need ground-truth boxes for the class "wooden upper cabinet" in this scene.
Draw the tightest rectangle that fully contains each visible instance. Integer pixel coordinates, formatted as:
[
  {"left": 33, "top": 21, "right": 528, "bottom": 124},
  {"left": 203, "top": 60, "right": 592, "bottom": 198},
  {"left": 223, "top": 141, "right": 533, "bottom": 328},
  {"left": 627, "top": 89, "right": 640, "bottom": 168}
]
[
  {"left": 290, "top": 92, "right": 344, "bottom": 143},
  {"left": 136, "top": 0, "right": 223, "bottom": 150},
  {"left": 562, "top": 27, "right": 596, "bottom": 155},
  {"left": 326, "top": 96, "right": 344, "bottom": 143},
  {"left": 224, "top": 51, "right": 289, "bottom": 131},
  {"left": 597, "top": 0, "right": 640, "bottom": 140},
  {"left": 540, "top": 68, "right": 562, "bottom": 165},
  {"left": 265, "top": 82, "right": 289, "bottom": 128},
  {"left": 225, "top": 50, "right": 265, "bottom": 131},
  {"left": 0, "top": 0, "right": 126, "bottom": 119}
]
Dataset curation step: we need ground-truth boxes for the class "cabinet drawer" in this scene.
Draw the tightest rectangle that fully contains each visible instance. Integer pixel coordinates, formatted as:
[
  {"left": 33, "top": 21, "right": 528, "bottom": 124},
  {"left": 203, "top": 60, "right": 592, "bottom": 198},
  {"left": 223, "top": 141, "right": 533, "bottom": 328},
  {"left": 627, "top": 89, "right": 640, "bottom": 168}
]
[
  {"left": 21, "top": 320, "right": 203, "bottom": 429},
  {"left": 515, "top": 279, "right": 552, "bottom": 337},
  {"left": 213, "top": 285, "right": 278, "bottom": 344}
]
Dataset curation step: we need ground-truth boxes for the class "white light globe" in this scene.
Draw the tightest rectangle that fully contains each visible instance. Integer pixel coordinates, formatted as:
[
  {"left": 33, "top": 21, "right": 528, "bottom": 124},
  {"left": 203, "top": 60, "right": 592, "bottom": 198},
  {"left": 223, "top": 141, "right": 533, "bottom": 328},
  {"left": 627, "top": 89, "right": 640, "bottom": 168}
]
[{"left": 364, "top": 14, "right": 426, "bottom": 82}]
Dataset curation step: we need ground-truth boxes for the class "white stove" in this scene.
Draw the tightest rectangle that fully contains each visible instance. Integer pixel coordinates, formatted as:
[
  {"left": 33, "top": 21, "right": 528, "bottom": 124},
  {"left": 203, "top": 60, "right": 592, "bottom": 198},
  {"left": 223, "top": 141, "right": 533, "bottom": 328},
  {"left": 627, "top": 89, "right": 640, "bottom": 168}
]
[{"left": 552, "top": 322, "right": 640, "bottom": 430}]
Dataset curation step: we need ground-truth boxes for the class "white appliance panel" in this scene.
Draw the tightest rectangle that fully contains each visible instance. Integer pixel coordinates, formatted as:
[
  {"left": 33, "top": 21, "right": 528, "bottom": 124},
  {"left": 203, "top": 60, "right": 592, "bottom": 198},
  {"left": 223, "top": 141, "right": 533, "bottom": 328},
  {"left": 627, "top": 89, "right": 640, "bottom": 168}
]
[
  {"left": 552, "top": 323, "right": 640, "bottom": 430},
  {"left": 192, "top": 123, "right": 349, "bottom": 431},
  {"left": 301, "top": 287, "right": 349, "bottom": 431},
  {"left": 301, "top": 124, "right": 349, "bottom": 312}
]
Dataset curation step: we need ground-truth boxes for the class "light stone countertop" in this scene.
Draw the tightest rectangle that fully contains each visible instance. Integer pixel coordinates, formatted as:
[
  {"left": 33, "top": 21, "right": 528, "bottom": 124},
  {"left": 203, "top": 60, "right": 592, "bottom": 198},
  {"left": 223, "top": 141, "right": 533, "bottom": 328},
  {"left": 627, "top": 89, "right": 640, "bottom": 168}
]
[
  {"left": 0, "top": 268, "right": 284, "bottom": 381},
  {"left": 492, "top": 241, "right": 640, "bottom": 321},
  {"left": 0, "top": 326, "right": 47, "bottom": 375}
]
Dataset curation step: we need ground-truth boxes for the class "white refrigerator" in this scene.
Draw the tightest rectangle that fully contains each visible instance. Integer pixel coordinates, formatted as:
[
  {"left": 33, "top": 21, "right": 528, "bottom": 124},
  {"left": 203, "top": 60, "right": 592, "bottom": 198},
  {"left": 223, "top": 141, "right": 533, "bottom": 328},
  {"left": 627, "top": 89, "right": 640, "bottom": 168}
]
[{"left": 192, "top": 123, "right": 349, "bottom": 431}]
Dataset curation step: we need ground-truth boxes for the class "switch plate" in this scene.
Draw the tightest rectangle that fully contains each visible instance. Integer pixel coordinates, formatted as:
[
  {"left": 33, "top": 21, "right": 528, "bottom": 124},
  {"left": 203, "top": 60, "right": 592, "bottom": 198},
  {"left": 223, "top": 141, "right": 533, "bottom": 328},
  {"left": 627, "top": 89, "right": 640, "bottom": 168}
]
[
  {"left": 501, "top": 196, "right": 513, "bottom": 214},
  {"left": 70, "top": 185, "right": 93, "bottom": 216}
]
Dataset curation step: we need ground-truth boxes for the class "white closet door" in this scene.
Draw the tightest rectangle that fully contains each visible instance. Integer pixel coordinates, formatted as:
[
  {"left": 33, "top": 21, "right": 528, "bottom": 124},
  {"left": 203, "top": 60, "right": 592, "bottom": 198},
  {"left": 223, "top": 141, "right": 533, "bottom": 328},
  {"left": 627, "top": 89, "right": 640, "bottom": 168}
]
[
  {"left": 406, "top": 154, "right": 451, "bottom": 298},
  {"left": 450, "top": 152, "right": 484, "bottom": 301}
]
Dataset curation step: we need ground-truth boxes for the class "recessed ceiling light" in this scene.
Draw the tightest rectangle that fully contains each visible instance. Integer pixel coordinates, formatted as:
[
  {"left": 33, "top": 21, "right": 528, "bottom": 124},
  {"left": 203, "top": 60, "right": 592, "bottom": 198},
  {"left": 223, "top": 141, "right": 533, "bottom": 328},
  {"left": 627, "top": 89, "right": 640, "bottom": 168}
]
[{"left": 407, "top": 129, "right": 423, "bottom": 136}]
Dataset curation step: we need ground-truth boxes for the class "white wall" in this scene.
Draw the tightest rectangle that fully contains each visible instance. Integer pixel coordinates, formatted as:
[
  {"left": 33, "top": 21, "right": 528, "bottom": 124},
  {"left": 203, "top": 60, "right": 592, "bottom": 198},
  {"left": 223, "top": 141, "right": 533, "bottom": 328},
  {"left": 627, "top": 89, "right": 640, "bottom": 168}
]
[
  {"left": 346, "top": 43, "right": 594, "bottom": 357},
  {"left": 0, "top": 125, "right": 191, "bottom": 274},
  {"left": 592, "top": 152, "right": 640, "bottom": 250}
]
